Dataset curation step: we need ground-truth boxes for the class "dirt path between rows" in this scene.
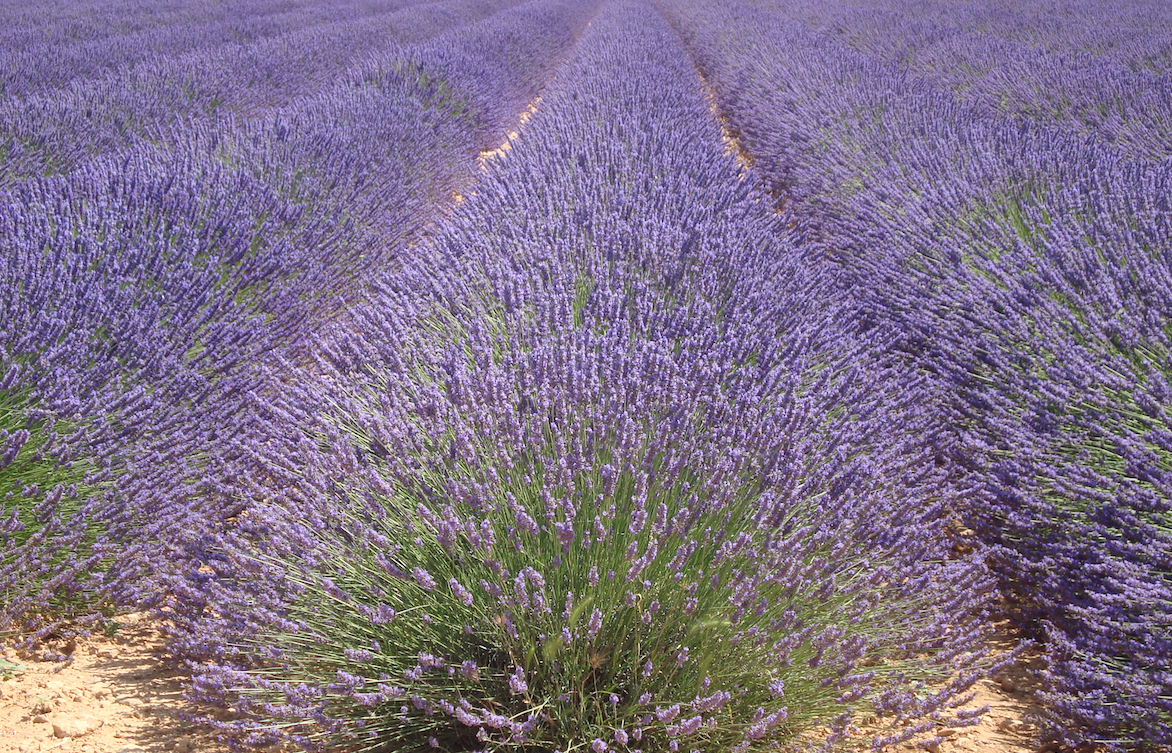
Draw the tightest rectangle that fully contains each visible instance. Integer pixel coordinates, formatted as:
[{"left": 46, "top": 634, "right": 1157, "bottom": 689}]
[{"left": 0, "top": 613, "right": 228, "bottom": 753}]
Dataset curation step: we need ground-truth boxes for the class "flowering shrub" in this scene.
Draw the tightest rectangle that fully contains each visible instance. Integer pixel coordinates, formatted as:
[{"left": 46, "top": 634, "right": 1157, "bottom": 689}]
[
  {"left": 194, "top": 2, "right": 994, "bottom": 749},
  {"left": 0, "top": 0, "right": 598, "bottom": 640},
  {"left": 216, "top": 413, "right": 983, "bottom": 752},
  {"left": 741, "top": 0, "right": 1172, "bottom": 162},
  {"left": 658, "top": 0, "right": 1172, "bottom": 746},
  {"left": 0, "top": 386, "right": 105, "bottom": 626},
  {"left": 8, "top": 0, "right": 1163, "bottom": 749},
  {"left": 0, "top": 0, "right": 426, "bottom": 99},
  {"left": 0, "top": 0, "right": 526, "bottom": 183}
]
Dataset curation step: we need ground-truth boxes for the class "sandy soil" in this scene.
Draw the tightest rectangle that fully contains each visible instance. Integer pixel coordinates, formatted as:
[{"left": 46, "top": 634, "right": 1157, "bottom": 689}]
[
  {"left": 0, "top": 612, "right": 1057, "bottom": 753},
  {"left": 888, "top": 634, "right": 1049, "bottom": 753},
  {"left": 479, "top": 97, "right": 543, "bottom": 169},
  {"left": 0, "top": 613, "right": 228, "bottom": 753}
]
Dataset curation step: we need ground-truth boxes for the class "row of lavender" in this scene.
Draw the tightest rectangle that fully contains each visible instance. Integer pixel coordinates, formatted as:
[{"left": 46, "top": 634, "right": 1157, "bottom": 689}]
[
  {"left": 0, "top": 0, "right": 542, "bottom": 184},
  {"left": 759, "top": 0, "right": 1172, "bottom": 74},
  {"left": 4, "top": 0, "right": 1164, "bottom": 749},
  {"left": 740, "top": 0, "right": 1172, "bottom": 163},
  {"left": 1, "top": 0, "right": 426, "bottom": 99},
  {"left": 183, "top": 2, "right": 997, "bottom": 750},
  {"left": 658, "top": 0, "right": 1171, "bottom": 747},
  {"left": 1, "top": 0, "right": 596, "bottom": 642}
]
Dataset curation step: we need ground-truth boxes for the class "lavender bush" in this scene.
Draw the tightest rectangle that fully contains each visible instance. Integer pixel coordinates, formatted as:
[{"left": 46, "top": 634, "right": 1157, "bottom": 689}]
[
  {"left": 4, "top": 0, "right": 1163, "bottom": 749},
  {"left": 0, "top": 0, "right": 425, "bottom": 99},
  {"left": 0, "top": 0, "right": 529, "bottom": 184},
  {"left": 924, "top": 166, "right": 1172, "bottom": 748},
  {"left": 190, "top": 2, "right": 996, "bottom": 750},
  {"left": 657, "top": 0, "right": 1172, "bottom": 746},
  {"left": 0, "top": 0, "right": 598, "bottom": 643},
  {"left": 0, "top": 385, "right": 104, "bottom": 623},
  {"left": 751, "top": 0, "right": 1172, "bottom": 77},
  {"left": 742, "top": 0, "right": 1172, "bottom": 162}
]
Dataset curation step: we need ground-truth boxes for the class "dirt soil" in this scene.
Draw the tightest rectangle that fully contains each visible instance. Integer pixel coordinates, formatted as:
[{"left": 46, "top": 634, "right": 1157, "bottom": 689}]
[
  {"left": 0, "top": 613, "right": 1056, "bottom": 753},
  {"left": 894, "top": 644, "right": 1047, "bottom": 753},
  {"left": 0, "top": 612, "right": 228, "bottom": 753}
]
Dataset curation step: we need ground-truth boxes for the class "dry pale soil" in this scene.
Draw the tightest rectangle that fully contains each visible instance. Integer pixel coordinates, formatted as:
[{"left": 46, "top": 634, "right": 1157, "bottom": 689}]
[
  {"left": 0, "top": 612, "right": 228, "bottom": 753},
  {"left": 1, "top": 612, "right": 1055, "bottom": 753}
]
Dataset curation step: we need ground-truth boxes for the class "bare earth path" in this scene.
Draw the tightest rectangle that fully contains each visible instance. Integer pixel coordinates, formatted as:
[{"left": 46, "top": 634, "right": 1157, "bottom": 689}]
[{"left": 0, "top": 613, "right": 228, "bottom": 753}]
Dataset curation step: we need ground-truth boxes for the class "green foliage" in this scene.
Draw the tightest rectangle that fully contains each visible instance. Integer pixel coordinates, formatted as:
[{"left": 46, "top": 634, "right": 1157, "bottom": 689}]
[
  {"left": 229, "top": 430, "right": 967, "bottom": 753},
  {"left": 0, "top": 657, "right": 25, "bottom": 679},
  {"left": 0, "top": 384, "right": 108, "bottom": 618},
  {"left": 0, "top": 388, "right": 90, "bottom": 548}
]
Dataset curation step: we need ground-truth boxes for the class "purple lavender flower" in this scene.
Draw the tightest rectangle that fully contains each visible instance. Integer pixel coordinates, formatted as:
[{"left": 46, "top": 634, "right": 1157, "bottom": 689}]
[
  {"left": 508, "top": 666, "right": 528, "bottom": 696},
  {"left": 449, "top": 578, "right": 474, "bottom": 606},
  {"left": 412, "top": 568, "right": 437, "bottom": 591},
  {"left": 168, "top": 2, "right": 1003, "bottom": 753},
  {"left": 586, "top": 608, "right": 603, "bottom": 639}
]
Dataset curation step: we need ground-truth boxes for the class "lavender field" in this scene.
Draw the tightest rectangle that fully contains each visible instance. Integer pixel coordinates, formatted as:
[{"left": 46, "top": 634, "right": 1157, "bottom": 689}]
[{"left": 0, "top": 0, "right": 1169, "bottom": 751}]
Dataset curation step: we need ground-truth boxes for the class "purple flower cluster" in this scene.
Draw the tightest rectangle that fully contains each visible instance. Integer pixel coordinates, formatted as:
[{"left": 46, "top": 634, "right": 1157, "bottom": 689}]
[
  {"left": 658, "top": 0, "right": 1171, "bottom": 746},
  {"left": 0, "top": 0, "right": 419, "bottom": 99},
  {"left": 740, "top": 0, "right": 1172, "bottom": 162},
  {"left": 11, "top": 0, "right": 1164, "bottom": 749},
  {"left": 188, "top": 1, "right": 993, "bottom": 750},
  {"left": 0, "top": 0, "right": 533, "bottom": 184},
  {"left": 1, "top": 0, "right": 597, "bottom": 640}
]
